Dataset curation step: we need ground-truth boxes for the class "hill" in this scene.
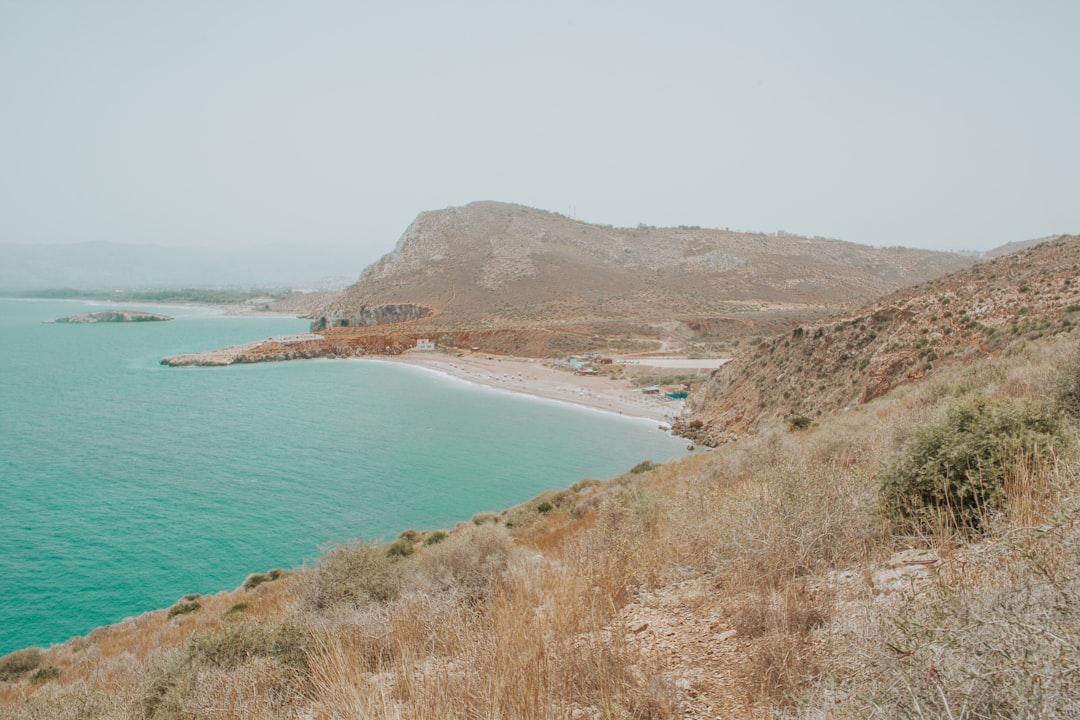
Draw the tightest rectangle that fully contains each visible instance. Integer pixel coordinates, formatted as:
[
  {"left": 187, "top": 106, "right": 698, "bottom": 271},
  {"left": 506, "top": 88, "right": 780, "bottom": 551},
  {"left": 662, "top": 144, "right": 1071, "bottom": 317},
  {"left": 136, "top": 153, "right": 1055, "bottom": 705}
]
[
  {"left": 313, "top": 201, "right": 976, "bottom": 347},
  {"left": 675, "top": 234, "right": 1080, "bottom": 445},
  {"left": 4, "top": 235, "right": 1080, "bottom": 719}
]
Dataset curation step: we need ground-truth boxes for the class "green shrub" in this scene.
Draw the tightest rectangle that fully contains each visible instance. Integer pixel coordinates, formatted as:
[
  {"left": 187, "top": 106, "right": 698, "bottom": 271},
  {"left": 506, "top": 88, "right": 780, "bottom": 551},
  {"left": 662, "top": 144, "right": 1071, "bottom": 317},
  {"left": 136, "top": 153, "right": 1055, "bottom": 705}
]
[
  {"left": 29, "top": 666, "right": 61, "bottom": 684},
  {"left": 536, "top": 501, "right": 555, "bottom": 513},
  {"left": 472, "top": 512, "right": 499, "bottom": 525},
  {"left": 424, "top": 530, "right": 449, "bottom": 545},
  {"left": 881, "top": 397, "right": 1066, "bottom": 534},
  {"left": 224, "top": 602, "right": 249, "bottom": 616},
  {"left": 243, "top": 570, "right": 278, "bottom": 591},
  {"left": 189, "top": 623, "right": 311, "bottom": 671},
  {"left": 167, "top": 599, "right": 201, "bottom": 618},
  {"left": 785, "top": 414, "right": 813, "bottom": 431},
  {"left": 0, "top": 647, "right": 42, "bottom": 681},
  {"left": 386, "top": 538, "right": 416, "bottom": 558},
  {"left": 630, "top": 460, "right": 658, "bottom": 474}
]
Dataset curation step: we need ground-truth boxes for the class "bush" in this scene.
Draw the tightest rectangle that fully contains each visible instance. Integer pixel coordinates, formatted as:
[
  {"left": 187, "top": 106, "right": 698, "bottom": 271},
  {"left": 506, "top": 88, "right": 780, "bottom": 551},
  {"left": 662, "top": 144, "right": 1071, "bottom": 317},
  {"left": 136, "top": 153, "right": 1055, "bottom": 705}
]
[
  {"left": 881, "top": 397, "right": 1066, "bottom": 534},
  {"left": 243, "top": 568, "right": 285, "bottom": 591},
  {"left": 410, "top": 526, "right": 515, "bottom": 604},
  {"left": 29, "top": 666, "right": 61, "bottom": 684},
  {"left": 305, "top": 541, "right": 402, "bottom": 610},
  {"left": 1054, "top": 343, "right": 1080, "bottom": 418},
  {"left": 0, "top": 647, "right": 42, "bottom": 681},
  {"left": 424, "top": 530, "right": 449, "bottom": 545},
  {"left": 225, "top": 602, "right": 249, "bottom": 616},
  {"left": 472, "top": 512, "right": 499, "bottom": 525},
  {"left": 189, "top": 623, "right": 311, "bottom": 671},
  {"left": 785, "top": 414, "right": 813, "bottom": 431},
  {"left": 630, "top": 460, "right": 658, "bottom": 474},
  {"left": 167, "top": 599, "right": 201, "bottom": 618},
  {"left": 536, "top": 501, "right": 555, "bottom": 513},
  {"left": 386, "top": 538, "right": 416, "bottom": 558}
]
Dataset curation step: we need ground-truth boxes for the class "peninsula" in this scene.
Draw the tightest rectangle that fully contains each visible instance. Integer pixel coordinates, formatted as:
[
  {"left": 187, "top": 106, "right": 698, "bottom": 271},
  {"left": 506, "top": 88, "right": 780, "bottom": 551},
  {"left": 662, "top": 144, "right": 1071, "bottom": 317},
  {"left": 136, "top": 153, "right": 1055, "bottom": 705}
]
[{"left": 47, "top": 310, "right": 174, "bottom": 324}]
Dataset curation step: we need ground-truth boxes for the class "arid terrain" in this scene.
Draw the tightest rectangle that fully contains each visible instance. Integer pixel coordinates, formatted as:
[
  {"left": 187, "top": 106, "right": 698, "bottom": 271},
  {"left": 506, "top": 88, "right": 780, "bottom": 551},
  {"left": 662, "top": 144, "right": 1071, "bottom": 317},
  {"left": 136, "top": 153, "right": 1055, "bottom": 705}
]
[
  {"left": 676, "top": 234, "right": 1080, "bottom": 445},
  {"left": 3, "top": 212, "right": 1079, "bottom": 719},
  {"left": 165, "top": 201, "right": 977, "bottom": 365}
]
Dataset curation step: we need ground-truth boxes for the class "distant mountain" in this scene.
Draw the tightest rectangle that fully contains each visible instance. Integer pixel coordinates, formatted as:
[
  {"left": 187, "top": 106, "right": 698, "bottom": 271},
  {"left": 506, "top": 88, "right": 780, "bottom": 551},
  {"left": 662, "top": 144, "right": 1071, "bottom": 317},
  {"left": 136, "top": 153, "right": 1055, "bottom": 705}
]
[
  {"left": 675, "top": 234, "right": 1080, "bottom": 446},
  {"left": 316, "top": 201, "right": 977, "bottom": 330},
  {"left": 0, "top": 242, "right": 361, "bottom": 291}
]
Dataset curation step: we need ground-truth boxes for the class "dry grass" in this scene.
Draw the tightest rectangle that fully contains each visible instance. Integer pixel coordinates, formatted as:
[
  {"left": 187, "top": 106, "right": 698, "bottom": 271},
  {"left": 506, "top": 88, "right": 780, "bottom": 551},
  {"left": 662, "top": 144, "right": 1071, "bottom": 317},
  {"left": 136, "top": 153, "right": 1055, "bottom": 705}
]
[{"left": 3, "top": 336, "right": 1078, "bottom": 719}]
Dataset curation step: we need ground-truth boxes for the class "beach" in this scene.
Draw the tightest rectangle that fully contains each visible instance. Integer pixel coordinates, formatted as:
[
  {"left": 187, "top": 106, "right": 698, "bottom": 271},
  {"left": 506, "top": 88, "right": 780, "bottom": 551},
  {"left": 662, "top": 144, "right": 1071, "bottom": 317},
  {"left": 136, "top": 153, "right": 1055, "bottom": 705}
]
[{"left": 388, "top": 351, "right": 686, "bottom": 425}]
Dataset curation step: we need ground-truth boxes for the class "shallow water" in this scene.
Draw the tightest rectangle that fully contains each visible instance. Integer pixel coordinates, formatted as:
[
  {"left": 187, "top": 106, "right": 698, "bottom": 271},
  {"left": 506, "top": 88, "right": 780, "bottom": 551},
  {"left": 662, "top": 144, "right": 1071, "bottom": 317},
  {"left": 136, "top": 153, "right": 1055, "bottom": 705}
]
[{"left": 0, "top": 299, "right": 687, "bottom": 653}]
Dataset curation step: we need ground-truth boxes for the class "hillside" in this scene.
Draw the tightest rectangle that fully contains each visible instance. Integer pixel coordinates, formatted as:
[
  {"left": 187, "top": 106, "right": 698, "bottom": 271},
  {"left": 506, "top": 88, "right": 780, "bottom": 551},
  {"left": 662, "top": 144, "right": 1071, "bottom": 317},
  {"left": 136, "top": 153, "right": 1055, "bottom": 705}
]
[
  {"left": 675, "top": 234, "right": 1080, "bottom": 446},
  {"left": 5, "top": 236, "right": 1080, "bottom": 718},
  {"left": 313, "top": 201, "right": 975, "bottom": 344}
]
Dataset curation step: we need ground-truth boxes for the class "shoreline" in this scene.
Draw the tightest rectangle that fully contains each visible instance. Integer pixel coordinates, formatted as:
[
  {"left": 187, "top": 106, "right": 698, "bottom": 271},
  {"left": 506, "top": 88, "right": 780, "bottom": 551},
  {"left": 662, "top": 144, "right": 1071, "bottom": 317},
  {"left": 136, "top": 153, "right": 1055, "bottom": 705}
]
[{"left": 381, "top": 351, "right": 684, "bottom": 426}]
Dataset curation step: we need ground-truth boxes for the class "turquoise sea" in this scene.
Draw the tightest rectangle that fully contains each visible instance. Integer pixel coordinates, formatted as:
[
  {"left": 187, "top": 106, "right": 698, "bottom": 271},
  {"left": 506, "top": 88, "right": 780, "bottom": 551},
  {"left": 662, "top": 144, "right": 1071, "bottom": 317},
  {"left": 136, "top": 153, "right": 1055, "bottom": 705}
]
[{"left": 0, "top": 299, "right": 687, "bottom": 654}]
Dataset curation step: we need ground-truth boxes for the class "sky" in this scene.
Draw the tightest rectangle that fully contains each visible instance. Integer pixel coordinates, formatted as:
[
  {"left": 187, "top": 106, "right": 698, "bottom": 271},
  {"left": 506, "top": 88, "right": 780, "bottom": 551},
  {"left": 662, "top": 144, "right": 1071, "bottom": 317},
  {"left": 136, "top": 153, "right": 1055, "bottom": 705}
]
[{"left": 1, "top": 0, "right": 1078, "bottom": 266}]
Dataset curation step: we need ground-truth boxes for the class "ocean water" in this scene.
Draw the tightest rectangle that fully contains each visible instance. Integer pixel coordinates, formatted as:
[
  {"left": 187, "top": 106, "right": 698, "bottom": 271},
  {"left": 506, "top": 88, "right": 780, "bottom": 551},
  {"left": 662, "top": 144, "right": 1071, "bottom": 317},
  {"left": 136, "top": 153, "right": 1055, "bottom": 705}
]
[{"left": 0, "top": 299, "right": 688, "bottom": 654}]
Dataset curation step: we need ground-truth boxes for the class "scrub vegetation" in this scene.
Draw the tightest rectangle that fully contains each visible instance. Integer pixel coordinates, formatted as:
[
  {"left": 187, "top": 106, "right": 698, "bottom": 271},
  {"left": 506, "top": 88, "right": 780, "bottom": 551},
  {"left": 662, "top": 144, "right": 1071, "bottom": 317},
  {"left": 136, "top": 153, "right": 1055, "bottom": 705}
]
[{"left": 3, "top": 239, "right": 1080, "bottom": 717}]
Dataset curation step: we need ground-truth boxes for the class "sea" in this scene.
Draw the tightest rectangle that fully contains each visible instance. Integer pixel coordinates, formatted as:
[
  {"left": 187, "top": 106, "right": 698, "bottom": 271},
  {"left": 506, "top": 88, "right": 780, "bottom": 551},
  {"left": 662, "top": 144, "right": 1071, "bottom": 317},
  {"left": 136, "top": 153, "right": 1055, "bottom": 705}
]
[{"left": 0, "top": 298, "right": 688, "bottom": 654}]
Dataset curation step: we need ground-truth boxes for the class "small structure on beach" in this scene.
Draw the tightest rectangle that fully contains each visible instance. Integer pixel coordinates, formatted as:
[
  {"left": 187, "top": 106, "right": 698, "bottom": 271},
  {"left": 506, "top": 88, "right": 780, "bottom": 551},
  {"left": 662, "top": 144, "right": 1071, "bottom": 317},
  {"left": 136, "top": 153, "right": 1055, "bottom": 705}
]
[{"left": 416, "top": 338, "right": 435, "bottom": 351}]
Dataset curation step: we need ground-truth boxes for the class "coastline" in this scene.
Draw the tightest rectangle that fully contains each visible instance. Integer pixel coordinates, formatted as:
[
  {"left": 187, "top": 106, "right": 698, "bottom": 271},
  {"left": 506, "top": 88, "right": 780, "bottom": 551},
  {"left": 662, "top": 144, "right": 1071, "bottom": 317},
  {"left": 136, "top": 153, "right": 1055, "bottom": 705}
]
[{"left": 382, "top": 351, "right": 684, "bottom": 426}]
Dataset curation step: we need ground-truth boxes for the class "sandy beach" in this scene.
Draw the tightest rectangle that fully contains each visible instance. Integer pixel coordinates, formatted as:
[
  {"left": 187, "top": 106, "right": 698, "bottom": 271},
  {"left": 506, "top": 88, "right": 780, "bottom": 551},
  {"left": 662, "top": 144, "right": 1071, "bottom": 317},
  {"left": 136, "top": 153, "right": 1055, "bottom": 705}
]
[{"left": 386, "top": 351, "right": 686, "bottom": 426}]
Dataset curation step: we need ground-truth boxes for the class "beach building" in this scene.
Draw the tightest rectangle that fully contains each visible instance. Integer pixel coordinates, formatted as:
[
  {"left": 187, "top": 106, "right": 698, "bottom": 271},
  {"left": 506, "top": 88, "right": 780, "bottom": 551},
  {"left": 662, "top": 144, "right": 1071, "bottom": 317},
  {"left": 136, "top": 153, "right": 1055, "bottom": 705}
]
[{"left": 416, "top": 338, "right": 435, "bottom": 351}]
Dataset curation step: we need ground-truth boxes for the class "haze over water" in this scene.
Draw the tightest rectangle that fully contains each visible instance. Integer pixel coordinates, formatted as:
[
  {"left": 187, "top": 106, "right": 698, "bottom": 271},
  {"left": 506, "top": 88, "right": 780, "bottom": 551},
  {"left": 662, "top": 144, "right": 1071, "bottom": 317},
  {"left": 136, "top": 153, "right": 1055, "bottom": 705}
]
[{"left": 0, "top": 299, "right": 688, "bottom": 654}]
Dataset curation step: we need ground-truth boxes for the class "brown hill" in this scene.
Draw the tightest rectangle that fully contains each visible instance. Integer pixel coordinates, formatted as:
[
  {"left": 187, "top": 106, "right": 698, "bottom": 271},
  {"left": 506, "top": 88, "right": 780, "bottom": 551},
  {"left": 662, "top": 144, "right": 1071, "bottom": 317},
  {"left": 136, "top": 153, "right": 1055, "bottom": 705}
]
[
  {"left": 675, "top": 235, "right": 1080, "bottom": 446},
  {"left": 313, "top": 201, "right": 975, "bottom": 342}
]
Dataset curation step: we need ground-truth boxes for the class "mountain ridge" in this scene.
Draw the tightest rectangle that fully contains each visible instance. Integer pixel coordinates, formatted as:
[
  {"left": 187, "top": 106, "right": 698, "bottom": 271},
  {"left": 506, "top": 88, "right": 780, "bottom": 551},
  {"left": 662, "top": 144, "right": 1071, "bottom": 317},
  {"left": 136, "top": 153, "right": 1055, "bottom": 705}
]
[{"left": 315, "top": 201, "right": 978, "bottom": 336}]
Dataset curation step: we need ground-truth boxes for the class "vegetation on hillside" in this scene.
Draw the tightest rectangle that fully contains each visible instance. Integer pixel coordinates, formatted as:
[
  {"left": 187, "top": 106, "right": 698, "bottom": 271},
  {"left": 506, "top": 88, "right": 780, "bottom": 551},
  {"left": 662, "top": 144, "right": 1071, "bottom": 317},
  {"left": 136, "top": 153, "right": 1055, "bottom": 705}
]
[
  {"left": 3, "top": 238, "right": 1079, "bottom": 718},
  {"left": 2, "top": 329, "right": 1078, "bottom": 718},
  {"left": 677, "top": 234, "right": 1080, "bottom": 445}
]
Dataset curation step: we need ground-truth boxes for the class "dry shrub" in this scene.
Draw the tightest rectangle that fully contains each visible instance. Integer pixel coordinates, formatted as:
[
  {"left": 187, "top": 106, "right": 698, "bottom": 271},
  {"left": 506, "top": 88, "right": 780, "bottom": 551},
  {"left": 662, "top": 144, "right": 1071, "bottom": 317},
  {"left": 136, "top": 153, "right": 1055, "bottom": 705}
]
[
  {"left": 181, "top": 657, "right": 307, "bottom": 720},
  {"left": 304, "top": 540, "right": 403, "bottom": 611},
  {"left": 407, "top": 524, "right": 516, "bottom": 604},
  {"left": 656, "top": 424, "right": 882, "bottom": 709},
  {"left": 0, "top": 648, "right": 42, "bottom": 681},
  {"left": 798, "top": 500, "right": 1080, "bottom": 719},
  {"left": 1054, "top": 341, "right": 1080, "bottom": 418},
  {"left": 306, "top": 493, "right": 679, "bottom": 719}
]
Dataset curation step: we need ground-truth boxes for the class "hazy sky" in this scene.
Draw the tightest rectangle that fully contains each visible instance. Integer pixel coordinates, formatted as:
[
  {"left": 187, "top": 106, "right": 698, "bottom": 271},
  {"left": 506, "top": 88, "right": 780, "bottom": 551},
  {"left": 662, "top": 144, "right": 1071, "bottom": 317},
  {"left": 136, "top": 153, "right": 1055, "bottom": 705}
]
[{"left": 1, "top": 1, "right": 1077, "bottom": 264}]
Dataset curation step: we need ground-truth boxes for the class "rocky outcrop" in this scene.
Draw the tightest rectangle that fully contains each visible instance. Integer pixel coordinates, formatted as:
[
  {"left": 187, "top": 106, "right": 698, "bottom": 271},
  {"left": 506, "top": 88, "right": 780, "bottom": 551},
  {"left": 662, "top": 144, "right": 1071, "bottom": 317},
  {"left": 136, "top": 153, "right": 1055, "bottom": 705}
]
[
  {"left": 310, "top": 303, "right": 431, "bottom": 331},
  {"left": 48, "top": 310, "right": 173, "bottom": 323}
]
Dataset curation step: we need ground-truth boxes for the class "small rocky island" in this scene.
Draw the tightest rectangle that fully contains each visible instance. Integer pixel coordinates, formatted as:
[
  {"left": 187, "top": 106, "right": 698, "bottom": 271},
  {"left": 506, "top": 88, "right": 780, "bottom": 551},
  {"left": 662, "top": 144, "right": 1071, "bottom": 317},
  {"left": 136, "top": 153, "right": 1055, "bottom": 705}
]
[{"left": 47, "top": 310, "right": 174, "bottom": 324}]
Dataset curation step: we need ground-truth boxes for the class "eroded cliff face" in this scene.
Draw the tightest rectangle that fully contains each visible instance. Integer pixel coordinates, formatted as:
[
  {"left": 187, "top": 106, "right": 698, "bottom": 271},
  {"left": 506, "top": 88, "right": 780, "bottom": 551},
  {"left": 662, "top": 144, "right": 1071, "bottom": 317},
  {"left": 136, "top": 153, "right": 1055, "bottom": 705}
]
[{"left": 310, "top": 303, "right": 432, "bottom": 331}]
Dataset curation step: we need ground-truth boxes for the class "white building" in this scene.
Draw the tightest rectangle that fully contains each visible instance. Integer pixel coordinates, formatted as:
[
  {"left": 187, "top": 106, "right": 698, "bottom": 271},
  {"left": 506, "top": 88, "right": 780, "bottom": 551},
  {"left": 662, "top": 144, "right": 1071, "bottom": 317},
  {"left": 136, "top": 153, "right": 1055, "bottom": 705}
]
[{"left": 416, "top": 338, "right": 435, "bottom": 351}]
